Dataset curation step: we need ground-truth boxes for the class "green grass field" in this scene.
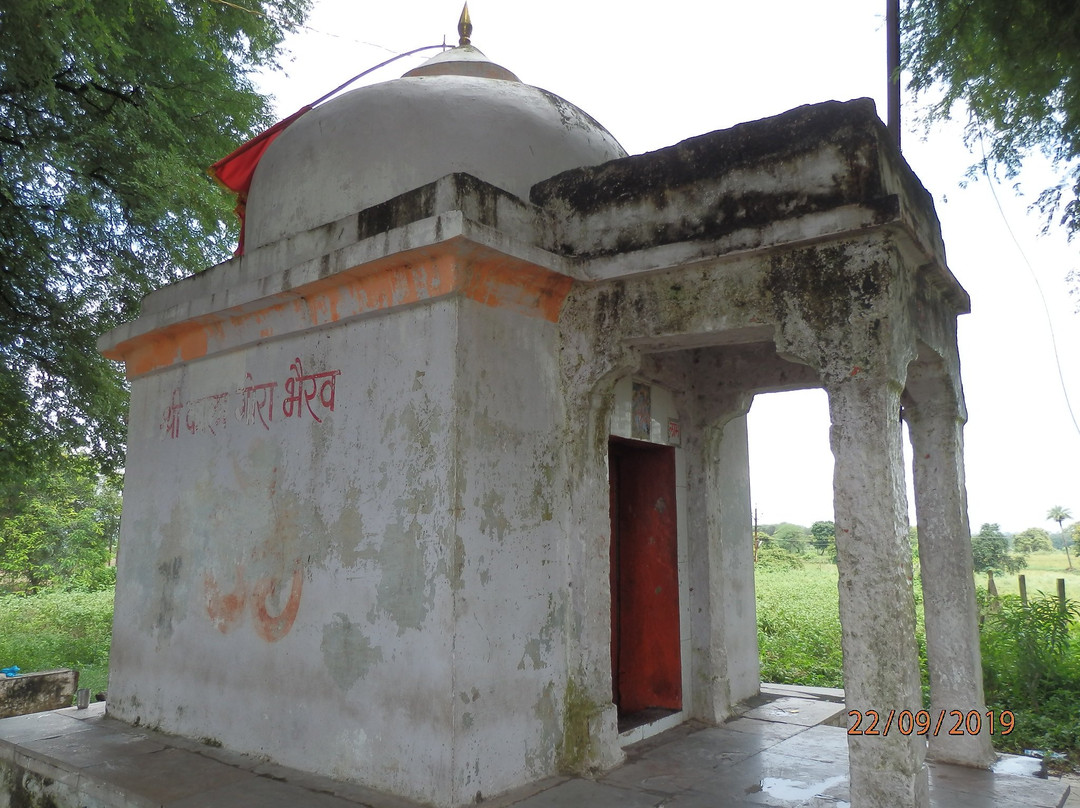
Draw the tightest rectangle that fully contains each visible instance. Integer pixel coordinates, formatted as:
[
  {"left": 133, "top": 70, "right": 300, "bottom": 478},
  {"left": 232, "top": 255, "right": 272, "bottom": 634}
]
[
  {"left": 0, "top": 588, "right": 113, "bottom": 698},
  {"left": 978, "top": 551, "right": 1080, "bottom": 601}
]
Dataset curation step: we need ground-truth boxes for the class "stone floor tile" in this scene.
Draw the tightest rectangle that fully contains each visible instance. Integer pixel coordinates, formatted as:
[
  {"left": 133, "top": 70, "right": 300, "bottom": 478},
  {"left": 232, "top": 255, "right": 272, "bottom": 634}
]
[
  {"left": 0, "top": 709, "right": 94, "bottom": 748},
  {"left": 0, "top": 684, "right": 1070, "bottom": 808},
  {"left": 168, "top": 774, "right": 362, "bottom": 808},
  {"left": 20, "top": 729, "right": 166, "bottom": 770},
  {"left": 740, "top": 697, "right": 847, "bottom": 728},
  {"left": 628, "top": 727, "right": 783, "bottom": 777},
  {"left": 78, "top": 747, "right": 256, "bottom": 807},
  {"left": 508, "top": 778, "right": 664, "bottom": 808},
  {"left": 929, "top": 783, "right": 1065, "bottom": 808},
  {"left": 694, "top": 750, "right": 850, "bottom": 807},
  {"left": 760, "top": 683, "right": 845, "bottom": 702},
  {"left": 928, "top": 760, "right": 1069, "bottom": 808},
  {"left": 54, "top": 702, "right": 108, "bottom": 721},
  {"left": 599, "top": 755, "right": 715, "bottom": 795},
  {"left": 719, "top": 718, "right": 814, "bottom": 744},
  {"left": 248, "top": 759, "right": 425, "bottom": 808},
  {"left": 481, "top": 775, "right": 570, "bottom": 808},
  {"left": 768, "top": 725, "right": 850, "bottom": 766},
  {"left": 661, "top": 790, "right": 759, "bottom": 807}
]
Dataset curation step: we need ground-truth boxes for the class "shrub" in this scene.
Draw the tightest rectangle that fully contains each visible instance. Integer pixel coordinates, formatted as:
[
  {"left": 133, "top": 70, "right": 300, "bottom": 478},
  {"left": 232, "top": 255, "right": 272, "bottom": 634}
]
[
  {"left": 978, "top": 590, "right": 1080, "bottom": 767},
  {"left": 756, "top": 546, "right": 805, "bottom": 570},
  {"left": 0, "top": 587, "right": 114, "bottom": 697}
]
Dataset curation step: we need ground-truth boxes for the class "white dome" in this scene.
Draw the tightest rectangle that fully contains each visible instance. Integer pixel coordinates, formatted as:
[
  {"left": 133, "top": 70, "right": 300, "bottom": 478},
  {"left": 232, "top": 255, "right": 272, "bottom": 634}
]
[{"left": 244, "top": 51, "right": 626, "bottom": 251}]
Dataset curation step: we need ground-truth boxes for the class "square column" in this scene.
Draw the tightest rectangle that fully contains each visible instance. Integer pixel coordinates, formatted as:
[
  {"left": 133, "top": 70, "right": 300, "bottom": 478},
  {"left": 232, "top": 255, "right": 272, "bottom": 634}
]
[
  {"left": 684, "top": 407, "right": 759, "bottom": 722},
  {"left": 905, "top": 397, "right": 995, "bottom": 767},
  {"left": 827, "top": 374, "right": 929, "bottom": 808}
]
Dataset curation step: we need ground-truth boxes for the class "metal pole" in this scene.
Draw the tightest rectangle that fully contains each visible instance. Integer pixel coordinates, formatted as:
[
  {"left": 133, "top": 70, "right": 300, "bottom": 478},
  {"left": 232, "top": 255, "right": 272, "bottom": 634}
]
[{"left": 887, "top": 0, "right": 901, "bottom": 148}]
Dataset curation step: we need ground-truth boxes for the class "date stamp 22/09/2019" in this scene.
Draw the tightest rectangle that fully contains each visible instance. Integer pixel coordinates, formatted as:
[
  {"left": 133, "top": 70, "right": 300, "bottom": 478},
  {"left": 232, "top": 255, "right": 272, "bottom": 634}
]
[{"left": 847, "top": 709, "right": 1014, "bottom": 737}]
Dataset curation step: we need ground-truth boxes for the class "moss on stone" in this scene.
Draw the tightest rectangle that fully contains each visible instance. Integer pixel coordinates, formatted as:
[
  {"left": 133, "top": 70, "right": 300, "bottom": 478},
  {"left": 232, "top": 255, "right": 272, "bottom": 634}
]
[{"left": 557, "top": 677, "right": 605, "bottom": 774}]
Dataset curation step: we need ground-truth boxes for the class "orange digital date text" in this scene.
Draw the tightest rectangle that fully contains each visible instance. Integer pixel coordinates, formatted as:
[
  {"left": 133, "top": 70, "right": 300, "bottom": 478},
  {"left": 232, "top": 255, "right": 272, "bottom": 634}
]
[{"left": 847, "top": 709, "right": 1014, "bottom": 737}]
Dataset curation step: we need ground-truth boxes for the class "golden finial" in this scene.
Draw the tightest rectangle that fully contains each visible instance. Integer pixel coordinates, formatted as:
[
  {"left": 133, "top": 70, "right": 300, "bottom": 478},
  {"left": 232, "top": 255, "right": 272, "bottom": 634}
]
[{"left": 458, "top": 3, "right": 473, "bottom": 46}]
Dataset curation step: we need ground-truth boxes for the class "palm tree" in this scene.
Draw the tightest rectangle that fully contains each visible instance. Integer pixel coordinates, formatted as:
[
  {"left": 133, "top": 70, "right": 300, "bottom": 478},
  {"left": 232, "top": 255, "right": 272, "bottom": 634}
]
[{"left": 1047, "top": 506, "right": 1074, "bottom": 570}]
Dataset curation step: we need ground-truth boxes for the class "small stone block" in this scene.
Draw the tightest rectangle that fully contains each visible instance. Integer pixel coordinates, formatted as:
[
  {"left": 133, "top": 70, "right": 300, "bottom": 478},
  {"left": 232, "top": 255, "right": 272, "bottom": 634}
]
[{"left": 0, "top": 669, "right": 79, "bottom": 719}]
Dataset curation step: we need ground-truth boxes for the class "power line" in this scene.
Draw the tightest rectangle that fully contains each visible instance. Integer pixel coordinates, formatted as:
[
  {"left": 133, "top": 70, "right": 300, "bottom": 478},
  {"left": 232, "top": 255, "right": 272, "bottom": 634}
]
[
  {"left": 206, "top": 0, "right": 436, "bottom": 58},
  {"left": 977, "top": 135, "right": 1080, "bottom": 441}
]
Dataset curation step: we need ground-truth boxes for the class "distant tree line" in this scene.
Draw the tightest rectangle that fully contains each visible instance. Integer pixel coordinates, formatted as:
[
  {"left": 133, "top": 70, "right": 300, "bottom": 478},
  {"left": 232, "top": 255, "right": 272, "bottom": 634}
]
[{"left": 755, "top": 506, "right": 1077, "bottom": 578}]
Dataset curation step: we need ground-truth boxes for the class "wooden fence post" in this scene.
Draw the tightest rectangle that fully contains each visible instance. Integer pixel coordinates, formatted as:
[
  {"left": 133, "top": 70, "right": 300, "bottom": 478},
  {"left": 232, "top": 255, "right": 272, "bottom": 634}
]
[{"left": 1019, "top": 575, "right": 1028, "bottom": 606}]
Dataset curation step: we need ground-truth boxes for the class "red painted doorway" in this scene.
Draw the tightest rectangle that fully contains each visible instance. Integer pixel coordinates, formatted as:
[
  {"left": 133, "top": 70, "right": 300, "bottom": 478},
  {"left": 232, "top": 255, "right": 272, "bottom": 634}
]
[{"left": 609, "top": 436, "right": 682, "bottom": 726}]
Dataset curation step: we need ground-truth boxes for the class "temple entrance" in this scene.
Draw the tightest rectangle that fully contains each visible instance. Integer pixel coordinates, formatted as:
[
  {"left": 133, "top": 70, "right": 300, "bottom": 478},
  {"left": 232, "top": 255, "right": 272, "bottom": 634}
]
[{"left": 609, "top": 436, "right": 682, "bottom": 732}]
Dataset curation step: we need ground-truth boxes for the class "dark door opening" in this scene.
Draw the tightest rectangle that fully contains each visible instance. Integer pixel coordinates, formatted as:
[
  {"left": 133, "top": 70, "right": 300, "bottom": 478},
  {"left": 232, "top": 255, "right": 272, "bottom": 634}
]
[{"left": 609, "top": 436, "right": 682, "bottom": 732}]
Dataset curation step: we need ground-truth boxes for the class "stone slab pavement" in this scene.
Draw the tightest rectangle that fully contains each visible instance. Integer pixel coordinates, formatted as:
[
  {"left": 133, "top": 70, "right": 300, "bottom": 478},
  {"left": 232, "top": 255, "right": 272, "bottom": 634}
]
[{"left": 0, "top": 687, "right": 1071, "bottom": 808}]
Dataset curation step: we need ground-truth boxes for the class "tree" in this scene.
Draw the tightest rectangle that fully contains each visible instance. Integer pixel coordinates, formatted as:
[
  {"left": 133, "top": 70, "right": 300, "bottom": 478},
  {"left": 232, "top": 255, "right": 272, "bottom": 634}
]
[
  {"left": 1047, "top": 506, "right": 1074, "bottom": 569},
  {"left": 971, "top": 522, "right": 1026, "bottom": 592},
  {"left": 771, "top": 523, "right": 809, "bottom": 555},
  {"left": 810, "top": 520, "right": 835, "bottom": 556},
  {"left": 0, "top": 453, "right": 122, "bottom": 593},
  {"left": 0, "top": 0, "right": 310, "bottom": 482},
  {"left": 1013, "top": 527, "right": 1054, "bottom": 554},
  {"left": 902, "top": 1, "right": 1080, "bottom": 238}
]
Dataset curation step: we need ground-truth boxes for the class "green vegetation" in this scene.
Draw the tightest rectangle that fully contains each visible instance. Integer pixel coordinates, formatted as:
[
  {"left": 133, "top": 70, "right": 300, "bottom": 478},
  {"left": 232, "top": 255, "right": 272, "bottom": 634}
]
[
  {"left": 971, "top": 522, "right": 1026, "bottom": 592},
  {"left": 809, "top": 520, "right": 835, "bottom": 556},
  {"left": 980, "top": 591, "right": 1080, "bottom": 763},
  {"left": 0, "top": 454, "right": 120, "bottom": 701},
  {"left": 0, "top": 0, "right": 310, "bottom": 482},
  {"left": 0, "top": 453, "right": 121, "bottom": 593},
  {"left": 1014, "top": 527, "right": 1054, "bottom": 555},
  {"left": 757, "top": 543, "right": 1080, "bottom": 767},
  {"left": 1048, "top": 507, "right": 1075, "bottom": 569},
  {"left": 757, "top": 562, "right": 844, "bottom": 686},
  {"left": 903, "top": 0, "right": 1080, "bottom": 238},
  {"left": 0, "top": 588, "right": 114, "bottom": 697}
]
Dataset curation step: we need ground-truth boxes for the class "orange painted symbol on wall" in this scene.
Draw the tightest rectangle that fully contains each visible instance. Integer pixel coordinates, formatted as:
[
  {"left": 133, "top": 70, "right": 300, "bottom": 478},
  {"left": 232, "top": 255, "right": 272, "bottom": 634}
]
[{"left": 204, "top": 561, "right": 304, "bottom": 642}]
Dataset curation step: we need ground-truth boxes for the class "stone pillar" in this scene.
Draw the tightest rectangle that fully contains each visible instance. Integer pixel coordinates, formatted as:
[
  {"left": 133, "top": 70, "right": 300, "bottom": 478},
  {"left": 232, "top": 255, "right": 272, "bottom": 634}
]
[
  {"left": 905, "top": 392, "right": 995, "bottom": 767},
  {"left": 684, "top": 397, "right": 758, "bottom": 722},
  {"left": 826, "top": 369, "right": 929, "bottom": 808}
]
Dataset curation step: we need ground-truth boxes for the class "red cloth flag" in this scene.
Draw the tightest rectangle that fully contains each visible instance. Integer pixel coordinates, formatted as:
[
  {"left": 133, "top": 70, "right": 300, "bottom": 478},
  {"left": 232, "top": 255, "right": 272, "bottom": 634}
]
[
  {"left": 209, "top": 105, "right": 313, "bottom": 255},
  {"left": 208, "top": 42, "right": 445, "bottom": 255}
]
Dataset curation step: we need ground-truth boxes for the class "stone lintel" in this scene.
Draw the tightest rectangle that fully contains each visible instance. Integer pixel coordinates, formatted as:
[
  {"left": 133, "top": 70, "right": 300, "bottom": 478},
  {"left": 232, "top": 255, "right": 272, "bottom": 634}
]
[{"left": 532, "top": 99, "right": 962, "bottom": 307}]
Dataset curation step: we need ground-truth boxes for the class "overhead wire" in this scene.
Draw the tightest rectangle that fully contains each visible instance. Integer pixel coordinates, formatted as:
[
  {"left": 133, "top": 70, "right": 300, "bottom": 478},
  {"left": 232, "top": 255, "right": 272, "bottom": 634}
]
[
  {"left": 206, "top": 0, "right": 441, "bottom": 59},
  {"left": 976, "top": 132, "right": 1080, "bottom": 440}
]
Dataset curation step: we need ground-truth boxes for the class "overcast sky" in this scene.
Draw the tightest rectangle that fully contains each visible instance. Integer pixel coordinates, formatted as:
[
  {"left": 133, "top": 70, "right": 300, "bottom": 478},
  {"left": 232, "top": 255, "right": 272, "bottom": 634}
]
[{"left": 254, "top": 0, "right": 1080, "bottom": 534}]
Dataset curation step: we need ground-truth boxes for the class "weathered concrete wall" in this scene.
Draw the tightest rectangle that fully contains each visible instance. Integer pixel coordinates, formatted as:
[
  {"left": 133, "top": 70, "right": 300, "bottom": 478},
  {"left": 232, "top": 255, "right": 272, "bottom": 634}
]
[
  {"left": 445, "top": 299, "right": 570, "bottom": 802},
  {"left": 110, "top": 297, "right": 461, "bottom": 803},
  {"left": 106, "top": 246, "right": 593, "bottom": 805}
]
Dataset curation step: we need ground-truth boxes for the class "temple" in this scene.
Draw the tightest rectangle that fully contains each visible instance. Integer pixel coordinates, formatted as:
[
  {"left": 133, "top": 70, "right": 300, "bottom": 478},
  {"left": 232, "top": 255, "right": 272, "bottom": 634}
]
[{"left": 98, "top": 12, "right": 993, "bottom": 808}]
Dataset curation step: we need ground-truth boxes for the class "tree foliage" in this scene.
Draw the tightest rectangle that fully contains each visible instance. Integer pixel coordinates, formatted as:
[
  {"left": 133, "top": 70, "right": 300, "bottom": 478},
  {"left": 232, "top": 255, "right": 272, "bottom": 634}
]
[
  {"left": 1047, "top": 506, "right": 1075, "bottom": 569},
  {"left": 902, "top": 0, "right": 1080, "bottom": 237},
  {"left": 971, "top": 523, "right": 1027, "bottom": 577},
  {"left": 1014, "top": 527, "right": 1055, "bottom": 554},
  {"left": 771, "top": 523, "right": 809, "bottom": 555},
  {"left": 0, "top": 0, "right": 309, "bottom": 481},
  {"left": 809, "top": 520, "right": 834, "bottom": 555},
  {"left": 0, "top": 453, "right": 121, "bottom": 593}
]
